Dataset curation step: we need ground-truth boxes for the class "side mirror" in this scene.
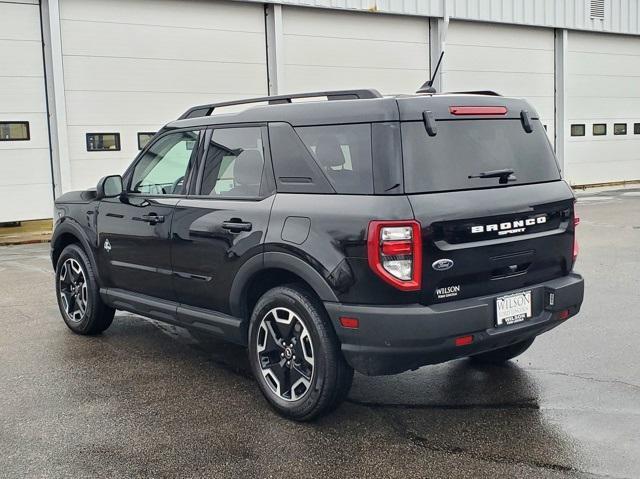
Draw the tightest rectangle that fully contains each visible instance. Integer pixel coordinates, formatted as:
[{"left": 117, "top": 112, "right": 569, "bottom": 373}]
[{"left": 96, "top": 175, "right": 123, "bottom": 200}]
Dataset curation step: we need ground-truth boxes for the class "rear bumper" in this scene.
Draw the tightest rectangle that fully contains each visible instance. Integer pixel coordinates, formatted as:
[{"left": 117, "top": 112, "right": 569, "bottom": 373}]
[{"left": 324, "top": 273, "right": 584, "bottom": 375}]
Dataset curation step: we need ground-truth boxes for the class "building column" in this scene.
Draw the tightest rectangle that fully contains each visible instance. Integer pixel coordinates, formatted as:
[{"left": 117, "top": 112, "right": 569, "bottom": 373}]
[
  {"left": 40, "top": 0, "right": 71, "bottom": 196},
  {"left": 265, "top": 3, "right": 284, "bottom": 95},
  {"left": 428, "top": 2, "right": 449, "bottom": 93},
  {"left": 554, "top": 28, "right": 568, "bottom": 177}
]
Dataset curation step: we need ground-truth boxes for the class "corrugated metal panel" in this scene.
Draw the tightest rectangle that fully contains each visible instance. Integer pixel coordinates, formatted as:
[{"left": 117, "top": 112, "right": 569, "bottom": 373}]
[{"left": 243, "top": 0, "right": 640, "bottom": 35}]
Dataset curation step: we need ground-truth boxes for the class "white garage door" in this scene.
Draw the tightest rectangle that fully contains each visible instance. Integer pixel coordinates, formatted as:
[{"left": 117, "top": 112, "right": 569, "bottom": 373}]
[
  {"left": 0, "top": 1, "right": 53, "bottom": 222},
  {"left": 281, "top": 7, "right": 430, "bottom": 95},
  {"left": 59, "top": 0, "right": 268, "bottom": 190},
  {"left": 566, "top": 31, "right": 640, "bottom": 185},
  {"left": 444, "top": 21, "right": 555, "bottom": 143}
]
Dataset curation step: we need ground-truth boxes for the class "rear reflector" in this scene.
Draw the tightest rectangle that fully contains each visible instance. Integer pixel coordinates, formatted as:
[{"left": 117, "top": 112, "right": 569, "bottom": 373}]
[
  {"left": 449, "top": 106, "right": 508, "bottom": 116},
  {"left": 559, "top": 309, "right": 571, "bottom": 320},
  {"left": 339, "top": 317, "right": 359, "bottom": 329},
  {"left": 455, "top": 335, "right": 474, "bottom": 346}
]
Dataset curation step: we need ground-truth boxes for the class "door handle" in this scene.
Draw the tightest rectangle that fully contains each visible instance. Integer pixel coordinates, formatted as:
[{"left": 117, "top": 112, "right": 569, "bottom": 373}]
[
  {"left": 141, "top": 214, "right": 165, "bottom": 224},
  {"left": 222, "top": 219, "right": 252, "bottom": 232}
]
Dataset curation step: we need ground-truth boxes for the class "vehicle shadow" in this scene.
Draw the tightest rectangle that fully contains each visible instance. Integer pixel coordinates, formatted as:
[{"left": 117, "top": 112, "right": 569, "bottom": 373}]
[{"left": 345, "top": 360, "right": 580, "bottom": 472}]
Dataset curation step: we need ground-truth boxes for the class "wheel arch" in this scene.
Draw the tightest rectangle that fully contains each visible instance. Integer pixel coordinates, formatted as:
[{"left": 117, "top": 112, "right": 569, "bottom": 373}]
[
  {"left": 51, "top": 220, "right": 98, "bottom": 276},
  {"left": 230, "top": 252, "right": 339, "bottom": 322}
]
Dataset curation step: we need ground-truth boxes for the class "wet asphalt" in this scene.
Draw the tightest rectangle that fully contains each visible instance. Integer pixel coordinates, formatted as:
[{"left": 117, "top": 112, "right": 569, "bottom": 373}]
[{"left": 1, "top": 189, "right": 639, "bottom": 479}]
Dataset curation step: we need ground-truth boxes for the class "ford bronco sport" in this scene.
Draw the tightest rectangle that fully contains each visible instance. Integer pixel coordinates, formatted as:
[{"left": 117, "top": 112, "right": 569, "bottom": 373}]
[{"left": 52, "top": 89, "right": 584, "bottom": 421}]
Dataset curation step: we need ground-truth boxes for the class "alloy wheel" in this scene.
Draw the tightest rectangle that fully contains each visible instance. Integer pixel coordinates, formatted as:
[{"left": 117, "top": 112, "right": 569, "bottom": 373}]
[
  {"left": 256, "top": 307, "right": 315, "bottom": 401},
  {"left": 59, "top": 258, "right": 88, "bottom": 323}
]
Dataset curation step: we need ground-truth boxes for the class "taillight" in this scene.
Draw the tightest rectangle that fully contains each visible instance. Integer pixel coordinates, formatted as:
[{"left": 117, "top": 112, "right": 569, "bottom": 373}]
[
  {"left": 367, "top": 220, "right": 422, "bottom": 291},
  {"left": 573, "top": 216, "right": 580, "bottom": 263}
]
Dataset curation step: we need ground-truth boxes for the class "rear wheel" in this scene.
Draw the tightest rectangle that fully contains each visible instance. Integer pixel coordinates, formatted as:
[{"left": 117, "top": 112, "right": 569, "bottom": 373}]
[
  {"left": 55, "top": 244, "right": 115, "bottom": 335},
  {"left": 248, "top": 285, "right": 353, "bottom": 421},
  {"left": 469, "top": 337, "right": 535, "bottom": 364}
]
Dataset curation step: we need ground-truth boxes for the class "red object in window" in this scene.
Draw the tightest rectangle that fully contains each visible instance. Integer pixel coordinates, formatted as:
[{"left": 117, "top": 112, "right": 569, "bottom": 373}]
[
  {"left": 367, "top": 220, "right": 422, "bottom": 291},
  {"left": 339, "top": 317, "right": 359, "bottom": 329},
  {"left": 449, "top": 106, "right": 508, "bottom": 116},
  {"left": 559, "top": 309, "right": 571, "bottom": 320},
  {"left": 455, "top": 335, "right": 474, "bottom": 346}
]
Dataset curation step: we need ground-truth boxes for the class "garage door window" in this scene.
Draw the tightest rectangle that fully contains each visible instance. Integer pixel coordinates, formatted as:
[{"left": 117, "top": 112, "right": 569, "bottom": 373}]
[
  {"left": 614, "top": 123, "right": 627, "bottom": 135},
  {"left": 86, "top": 133, "right": 121, "bottom": 151},
  {"left": 634, "top": 123, "right": 640, "bottom": 135},
  {"left": 0, "top": 122, "right": 29, "bottom": 141},
  {"left": 593, "top": 124, "right": 607, "bottom": 136},
  {"left": 570, "top": 124, "right": 585, "bottom": 137},
  {"left": 138, "top": 132, "right": 156, "bottom": 150}
]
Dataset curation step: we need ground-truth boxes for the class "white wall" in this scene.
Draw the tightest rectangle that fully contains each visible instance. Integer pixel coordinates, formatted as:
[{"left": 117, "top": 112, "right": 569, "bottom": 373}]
[
  {"left": 59, "top": 0, "right": 268, "bottom": 190},
  {"left": 280, "top": 6, "right": 430, "bottom": 95},
  {"left": 443, "top": 20, "right": 556, "bottom": 142},
  {"left": 0, "top": 1, "right": 53, "bottom": 222},
  {"left": 566, "top": 31, "right": 640, "bottom": 184}
]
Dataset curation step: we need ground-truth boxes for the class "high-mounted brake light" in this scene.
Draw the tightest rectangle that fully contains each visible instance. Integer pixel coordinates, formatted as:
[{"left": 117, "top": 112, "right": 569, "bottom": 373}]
[
  {"left": 573, "top": 216, "right": 580, "bottom": 263},
  {"left": 449, "top": 106, "right": 508, "bottom": 116},
  {"left": 367, "top": 220, "right": 422, "bottom": 291}
]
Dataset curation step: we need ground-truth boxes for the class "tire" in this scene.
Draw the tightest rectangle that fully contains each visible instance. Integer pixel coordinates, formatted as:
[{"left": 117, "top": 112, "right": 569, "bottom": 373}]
[
  {"left": 55, "top": 244, "right": 115, "bottom": 335},
  {"left": 248, "top": 284, "right": 353, "bottom": 421},
  {"left": 469, "top": 337, "right": 535, "bottom": 364}
]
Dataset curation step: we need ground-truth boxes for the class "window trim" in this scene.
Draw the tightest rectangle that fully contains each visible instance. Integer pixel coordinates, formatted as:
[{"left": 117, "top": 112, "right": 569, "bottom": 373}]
[
  {"left": 0, "top": 121, "right": 30, "bottom": 141},
  {"left": 86, "top": 132, "right": 121, "bottom": 151},
  {"left": 592, "top": 123, "right": 607, "bottom": 136},
  {"left": 613, "top": 123, "right": 627, "bottom": 136},
  {"left": 189, "top": 123, "right": 275, "bottom": 201},
  {"left": 137, "top": 131, "right": 156, "bottom": 150},
  {"left": 122, "top": 127, "right": 205, "bottom": 199},
  {"left": 570, "top": 124, "right": 585, "bottom": 137}
]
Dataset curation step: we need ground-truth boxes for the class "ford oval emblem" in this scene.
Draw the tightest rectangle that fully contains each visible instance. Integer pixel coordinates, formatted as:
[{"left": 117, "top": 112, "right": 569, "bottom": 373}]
[{"left": 432, "top": 259, "right": 454, "bottom": 271}]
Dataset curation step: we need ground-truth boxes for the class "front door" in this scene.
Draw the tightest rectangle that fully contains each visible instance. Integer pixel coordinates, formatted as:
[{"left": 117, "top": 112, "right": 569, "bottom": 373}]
[
  {"left": 171, "top": 126, "right": 274, "bottom": 315},
  {"left": 97, "top": 128, "right": 203, "bottom": 301}
]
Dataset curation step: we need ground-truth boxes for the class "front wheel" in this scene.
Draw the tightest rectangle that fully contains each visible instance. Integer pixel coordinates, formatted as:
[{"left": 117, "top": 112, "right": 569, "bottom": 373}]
[
  {"left": 469, "top": 337, "right": 535, "bottom": 364},
  {"left": 55, "top": 244, "right": 115, "bottom": 335},
  {"left": 248, "top": 285, "right": 353, "bottom": 421}
]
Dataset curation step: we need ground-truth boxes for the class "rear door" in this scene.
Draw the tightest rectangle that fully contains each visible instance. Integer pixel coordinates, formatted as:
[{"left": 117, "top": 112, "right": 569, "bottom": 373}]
[
  {"left": 399, "top": 103, "right": 576, "bottom": 307},
  {"left": 171, "top": 125, "right": 275, "bottom": 316}
]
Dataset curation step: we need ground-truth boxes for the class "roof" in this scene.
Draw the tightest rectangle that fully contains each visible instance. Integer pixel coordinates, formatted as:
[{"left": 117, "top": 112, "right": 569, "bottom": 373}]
[{"left": 166, "top": 90, "right": 538, "bottom": 130}]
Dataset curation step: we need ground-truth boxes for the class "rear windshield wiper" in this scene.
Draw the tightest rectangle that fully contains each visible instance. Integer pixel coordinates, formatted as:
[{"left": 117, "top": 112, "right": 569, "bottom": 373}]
[{"left": 468, "top": 168, "right": 516, "bottom": 184}]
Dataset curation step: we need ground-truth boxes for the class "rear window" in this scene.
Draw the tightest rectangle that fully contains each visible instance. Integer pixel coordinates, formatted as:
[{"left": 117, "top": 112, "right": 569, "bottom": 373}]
[
  {"left": 402, "top": 119, "right": 560, "bottom": 194},
  {"left": 296, "top": 124, "right": 373, "bottom": 194}
]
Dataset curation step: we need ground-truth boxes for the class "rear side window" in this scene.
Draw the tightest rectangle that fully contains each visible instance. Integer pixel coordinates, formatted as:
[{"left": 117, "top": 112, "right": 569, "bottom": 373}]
[
  {"left": 200, "top": 127, "right": 265, "bottom": 198},
  {"left": 402, "top": 119, "right": 560, "bottom": 194},
  {"left": 296, "top": 124, "right": 373, "bottom": 194}
]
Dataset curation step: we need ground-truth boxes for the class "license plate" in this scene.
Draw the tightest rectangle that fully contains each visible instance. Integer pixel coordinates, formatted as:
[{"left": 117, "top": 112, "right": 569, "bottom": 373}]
[{"left": 496, "top": 290, "right": 532, "bottom": 327}]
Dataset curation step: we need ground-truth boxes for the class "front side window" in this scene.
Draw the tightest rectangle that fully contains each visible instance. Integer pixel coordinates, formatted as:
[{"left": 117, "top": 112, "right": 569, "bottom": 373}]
[
  {"left": 296, "top": 124, "right": 373, "bottom": 194},
  {"left": 129, "top": 130, "right": 199, "bottom": 195},
  {"left": 200, "top": 127, "right": 265, "bottom": 198}
]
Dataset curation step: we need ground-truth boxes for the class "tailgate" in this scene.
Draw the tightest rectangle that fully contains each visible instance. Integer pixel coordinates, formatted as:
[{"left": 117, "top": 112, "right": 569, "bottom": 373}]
[{"left": 409, "top": 181, "right": 576, "bottom": 305}]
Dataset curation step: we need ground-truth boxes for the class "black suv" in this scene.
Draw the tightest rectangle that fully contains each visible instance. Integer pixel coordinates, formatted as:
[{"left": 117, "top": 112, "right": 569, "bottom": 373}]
[{"left": 52, "top": 89, "right": 584, "bottom": 420}]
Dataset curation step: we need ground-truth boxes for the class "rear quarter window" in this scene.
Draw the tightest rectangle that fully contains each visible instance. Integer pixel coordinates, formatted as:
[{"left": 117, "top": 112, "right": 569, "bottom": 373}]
[
  {"left": 402, "top": 119, "right": 561, "bottom": 194},
  {"left": 296, "top": 124, "right": 373, "bottom": 194}
]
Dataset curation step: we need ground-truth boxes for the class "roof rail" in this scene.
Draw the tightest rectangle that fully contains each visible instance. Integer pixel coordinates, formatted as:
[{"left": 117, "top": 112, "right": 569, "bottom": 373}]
[
  {"left": 446, "top": 90, "right": 501, "bottom": 96},
  {"left": 177, "top": 89, "right": 383, "bottom": 120}
]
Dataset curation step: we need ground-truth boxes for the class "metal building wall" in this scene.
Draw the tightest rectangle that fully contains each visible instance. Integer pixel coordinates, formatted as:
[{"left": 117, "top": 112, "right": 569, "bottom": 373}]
[{"left": 0, "top": 0, "right": 53, "bottom": 222}]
